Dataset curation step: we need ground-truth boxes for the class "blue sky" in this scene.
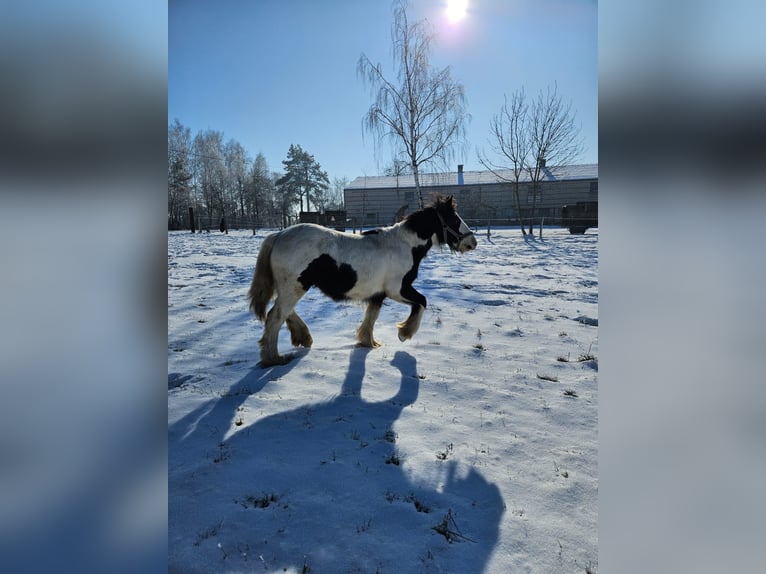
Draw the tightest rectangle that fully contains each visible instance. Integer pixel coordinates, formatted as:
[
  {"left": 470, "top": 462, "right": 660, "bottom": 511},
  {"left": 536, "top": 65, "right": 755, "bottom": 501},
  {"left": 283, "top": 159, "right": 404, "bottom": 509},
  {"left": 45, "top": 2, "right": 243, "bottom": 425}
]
[{"left": 169, "top": 0, "right": 597, "bottom": 182}]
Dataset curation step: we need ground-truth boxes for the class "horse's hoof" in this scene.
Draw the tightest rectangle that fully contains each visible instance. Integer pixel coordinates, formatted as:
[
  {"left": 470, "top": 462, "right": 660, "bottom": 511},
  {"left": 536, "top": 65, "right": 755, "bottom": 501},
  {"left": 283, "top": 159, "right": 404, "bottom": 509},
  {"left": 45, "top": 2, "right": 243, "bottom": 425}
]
[
  {"left": 356, "top": 341, "right": 381, "bottom": 349},
  {"left": 291, "top": 334, "right": 313, "bottom": 348},
  {"left": 259, "top": 354, "right": 291, "bottom": 367}
]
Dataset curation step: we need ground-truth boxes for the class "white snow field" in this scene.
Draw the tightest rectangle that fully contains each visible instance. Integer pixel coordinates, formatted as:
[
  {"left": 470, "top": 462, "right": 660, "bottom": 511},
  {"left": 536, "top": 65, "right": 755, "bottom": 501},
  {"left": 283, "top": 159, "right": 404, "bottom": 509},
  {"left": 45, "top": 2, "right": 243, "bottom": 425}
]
[{"left": 168, "top": 225, "right": 598, "bottom": 573}]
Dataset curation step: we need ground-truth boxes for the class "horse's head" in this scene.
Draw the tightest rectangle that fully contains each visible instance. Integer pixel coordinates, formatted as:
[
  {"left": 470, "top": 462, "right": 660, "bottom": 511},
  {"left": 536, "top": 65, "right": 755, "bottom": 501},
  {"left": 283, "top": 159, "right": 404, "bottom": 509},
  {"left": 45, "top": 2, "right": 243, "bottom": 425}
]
[{"left": 433, "top": 195, "right": 477, "bottom": 253}]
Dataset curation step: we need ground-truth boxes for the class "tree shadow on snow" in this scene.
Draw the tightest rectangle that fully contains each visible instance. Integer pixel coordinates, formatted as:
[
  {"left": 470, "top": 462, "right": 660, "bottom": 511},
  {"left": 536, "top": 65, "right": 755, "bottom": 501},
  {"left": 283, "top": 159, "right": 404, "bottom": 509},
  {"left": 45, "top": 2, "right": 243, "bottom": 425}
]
[
  {"left": 169, "top": 348, "right": 504, "bottom": 573},
  {"left": 522, "top": 233, "right": 544, "bottom": 249}
]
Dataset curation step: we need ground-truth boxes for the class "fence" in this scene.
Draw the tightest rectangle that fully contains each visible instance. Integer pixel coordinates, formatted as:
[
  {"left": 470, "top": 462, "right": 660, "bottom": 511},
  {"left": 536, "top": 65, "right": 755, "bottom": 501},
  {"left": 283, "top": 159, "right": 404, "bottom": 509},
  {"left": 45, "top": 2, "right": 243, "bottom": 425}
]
[
  {"left": 169, "top": 209, "right": 348, "bottom": 233},
  {"left": 169, "top": 211, "right": 597, "bottom": 234},
  {"left": 168, "top": 214, "right": 285, "bottom": 233}
]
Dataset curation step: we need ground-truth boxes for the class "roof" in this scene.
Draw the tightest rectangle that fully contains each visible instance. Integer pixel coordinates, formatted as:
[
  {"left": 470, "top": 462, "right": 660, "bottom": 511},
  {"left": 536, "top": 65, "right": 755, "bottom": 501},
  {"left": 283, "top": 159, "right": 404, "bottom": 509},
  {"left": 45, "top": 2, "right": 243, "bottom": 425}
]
[{"left": 345, "top": 163, "right": 598, "bottom": 190}]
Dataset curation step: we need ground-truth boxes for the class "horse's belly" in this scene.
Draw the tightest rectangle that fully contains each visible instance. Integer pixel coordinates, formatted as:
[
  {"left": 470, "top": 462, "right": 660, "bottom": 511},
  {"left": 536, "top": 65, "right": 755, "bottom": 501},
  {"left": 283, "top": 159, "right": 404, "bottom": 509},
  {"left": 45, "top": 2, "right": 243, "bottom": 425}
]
[{"left": 344, "top": 270, "right": 387, "bottom": 301}]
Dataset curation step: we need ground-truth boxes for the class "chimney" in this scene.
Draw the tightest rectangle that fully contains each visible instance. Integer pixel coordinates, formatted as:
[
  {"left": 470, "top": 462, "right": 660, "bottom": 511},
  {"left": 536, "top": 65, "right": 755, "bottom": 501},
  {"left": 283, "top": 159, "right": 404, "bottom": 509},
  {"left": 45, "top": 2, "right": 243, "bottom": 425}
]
[{"left": 457, "top": 164, "right": 464, "bottom": 186}]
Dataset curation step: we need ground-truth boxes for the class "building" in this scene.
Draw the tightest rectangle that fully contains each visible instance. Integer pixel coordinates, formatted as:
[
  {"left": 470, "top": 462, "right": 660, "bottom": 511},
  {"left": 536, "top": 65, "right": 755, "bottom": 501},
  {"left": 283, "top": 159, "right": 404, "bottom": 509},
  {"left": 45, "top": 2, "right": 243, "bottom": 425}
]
[{"left": 344, "top": 163, "right": 598, "bottom": 228}]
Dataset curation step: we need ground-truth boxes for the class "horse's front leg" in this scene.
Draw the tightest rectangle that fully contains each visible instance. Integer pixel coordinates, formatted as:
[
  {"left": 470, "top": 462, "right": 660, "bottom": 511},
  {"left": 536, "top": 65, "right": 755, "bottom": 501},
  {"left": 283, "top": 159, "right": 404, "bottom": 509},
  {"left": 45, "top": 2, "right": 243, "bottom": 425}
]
[
  {"left": 357, "top": 294, "right": 385, "bottom": 348},
  {"left": 396, "top": 285, "right": 426, "bottom": 342}
]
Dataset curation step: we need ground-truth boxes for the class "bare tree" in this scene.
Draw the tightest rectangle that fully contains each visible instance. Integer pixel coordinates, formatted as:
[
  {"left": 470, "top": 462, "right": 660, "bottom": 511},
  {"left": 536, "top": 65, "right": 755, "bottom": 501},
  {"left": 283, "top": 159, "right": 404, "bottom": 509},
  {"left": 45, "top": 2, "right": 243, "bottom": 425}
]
[
  {"left": 327, "top": 176, "right": 348, "bottom": 211},
  {"left": 168, "top": 119, "right": 193, "bottom": 230},
  {"left": 480, "top": 84, "right": 584, "bottom": 236},
  {"left": 478, "top": 89, "right": 532, "bottom": 235},
  {"left": 192, "top": 129, "right": 227, "bottom": 229},
  {"left": 381, "top": 159, "right": 412, "bottom": 177},
  {"left": 357, "top": 0, "right": 468, "bottom": 208},
  {"left": 248, "top": 152, "right": 273, "bottom": 227},
  {"left": 526, "top": 84, "right": 584, "bottom": 235},
  {"left": 224, "top": 139, "right": 249, "bottom": 219}
]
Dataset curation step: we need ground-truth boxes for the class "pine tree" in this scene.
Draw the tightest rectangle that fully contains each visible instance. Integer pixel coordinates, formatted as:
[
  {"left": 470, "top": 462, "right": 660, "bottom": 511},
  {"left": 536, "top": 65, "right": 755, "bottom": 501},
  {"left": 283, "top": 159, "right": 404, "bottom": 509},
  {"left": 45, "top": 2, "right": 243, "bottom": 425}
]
[{"left": 276, "top": 144, "right": 330, "bottom": 213}]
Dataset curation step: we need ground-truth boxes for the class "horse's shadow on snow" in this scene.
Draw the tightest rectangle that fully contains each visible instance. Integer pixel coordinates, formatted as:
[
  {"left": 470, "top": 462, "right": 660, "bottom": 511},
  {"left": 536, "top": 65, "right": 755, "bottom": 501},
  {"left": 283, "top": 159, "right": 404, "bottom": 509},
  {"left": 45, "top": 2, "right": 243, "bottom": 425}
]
[{"left": 169, "top": 348, "right": 504, "bottom": 573}]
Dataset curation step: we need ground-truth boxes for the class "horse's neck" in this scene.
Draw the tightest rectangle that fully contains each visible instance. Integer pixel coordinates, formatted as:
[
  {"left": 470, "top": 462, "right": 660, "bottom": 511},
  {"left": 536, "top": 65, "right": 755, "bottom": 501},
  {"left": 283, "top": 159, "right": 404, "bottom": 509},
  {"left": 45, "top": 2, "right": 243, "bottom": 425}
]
[
  {"left": 399, "top": 208, "right": 440, "bottom": 244},
  {"left": 393, "top": 214, "right": 438, "bottom": 250}
]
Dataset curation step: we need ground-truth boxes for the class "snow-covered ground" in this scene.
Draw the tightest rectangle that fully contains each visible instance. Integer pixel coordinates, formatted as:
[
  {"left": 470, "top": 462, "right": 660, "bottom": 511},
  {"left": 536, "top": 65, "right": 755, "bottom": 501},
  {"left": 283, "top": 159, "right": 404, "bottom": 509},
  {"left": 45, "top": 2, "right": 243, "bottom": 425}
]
[{"left": 168, "top": 226, "right": 598, "bottom": 573}]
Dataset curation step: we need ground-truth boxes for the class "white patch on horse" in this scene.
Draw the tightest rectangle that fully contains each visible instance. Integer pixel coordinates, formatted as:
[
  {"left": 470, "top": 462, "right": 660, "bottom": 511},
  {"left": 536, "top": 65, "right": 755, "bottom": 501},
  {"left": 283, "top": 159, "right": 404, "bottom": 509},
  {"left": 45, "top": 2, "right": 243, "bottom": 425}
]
[{"left": 248, "top": 195, "right": 476, "bottom": 366}]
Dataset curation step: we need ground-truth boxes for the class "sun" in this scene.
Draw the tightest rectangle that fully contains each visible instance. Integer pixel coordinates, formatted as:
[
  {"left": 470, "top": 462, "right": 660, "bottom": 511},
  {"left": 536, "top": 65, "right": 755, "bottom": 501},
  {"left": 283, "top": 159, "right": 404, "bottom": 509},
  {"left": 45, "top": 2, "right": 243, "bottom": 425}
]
[{"left": 445, "top": 0, "right": 468, "bottom": 23}]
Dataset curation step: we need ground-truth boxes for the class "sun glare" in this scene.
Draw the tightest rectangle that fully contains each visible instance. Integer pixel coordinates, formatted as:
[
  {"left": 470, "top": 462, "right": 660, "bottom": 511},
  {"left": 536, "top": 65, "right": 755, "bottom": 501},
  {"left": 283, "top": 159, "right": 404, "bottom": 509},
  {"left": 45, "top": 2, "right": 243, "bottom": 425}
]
[{"left": 446, "top": 0, "right": 468, "bottom": 23}]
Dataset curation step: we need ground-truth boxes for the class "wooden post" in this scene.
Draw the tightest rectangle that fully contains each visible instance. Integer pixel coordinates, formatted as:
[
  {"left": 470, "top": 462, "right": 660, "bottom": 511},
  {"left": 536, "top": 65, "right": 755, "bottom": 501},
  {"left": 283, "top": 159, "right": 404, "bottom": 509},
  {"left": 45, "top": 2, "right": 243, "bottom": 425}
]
[{"left": 189, "top": 207, "right": 196, "bottom": 233}]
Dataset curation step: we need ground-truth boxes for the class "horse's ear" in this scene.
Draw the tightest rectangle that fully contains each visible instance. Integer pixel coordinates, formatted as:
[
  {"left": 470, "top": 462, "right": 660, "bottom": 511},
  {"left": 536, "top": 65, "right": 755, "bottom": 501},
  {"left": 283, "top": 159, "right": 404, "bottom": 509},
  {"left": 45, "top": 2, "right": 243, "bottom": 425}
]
[{"left": 432, "top": 194, "right": 455, "bottom": 210}]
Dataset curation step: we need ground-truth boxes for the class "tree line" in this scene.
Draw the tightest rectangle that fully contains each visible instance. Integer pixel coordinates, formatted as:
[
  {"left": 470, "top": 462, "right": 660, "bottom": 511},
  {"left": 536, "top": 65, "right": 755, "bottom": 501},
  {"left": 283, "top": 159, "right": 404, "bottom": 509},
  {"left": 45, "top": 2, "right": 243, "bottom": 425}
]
[
  {"left": 169, "top": 0, "right": 585, "bottom": 235},
  {"left": 168, "top": 119, "right": 346, "bottom": 231}
]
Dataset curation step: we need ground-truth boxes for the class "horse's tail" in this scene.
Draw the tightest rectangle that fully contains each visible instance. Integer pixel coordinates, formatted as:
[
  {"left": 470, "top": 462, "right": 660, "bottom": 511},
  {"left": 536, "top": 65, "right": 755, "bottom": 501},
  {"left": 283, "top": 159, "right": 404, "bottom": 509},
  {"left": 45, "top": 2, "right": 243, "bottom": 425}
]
[{"left": 249, "top": 232, "right": 277, "bottom": 321}]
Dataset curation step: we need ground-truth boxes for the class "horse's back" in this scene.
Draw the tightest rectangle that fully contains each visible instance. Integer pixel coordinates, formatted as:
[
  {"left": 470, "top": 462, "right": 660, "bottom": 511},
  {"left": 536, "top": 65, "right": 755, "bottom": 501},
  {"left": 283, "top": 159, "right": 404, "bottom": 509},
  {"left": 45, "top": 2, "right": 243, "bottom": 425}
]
[
  {"left": 272, "top": 224, "right": 350, "bottom": 256},
  {"left": 269, "top": 224, "right": 353, "bottom": 273},
  {"left": 268, "top": 224, "right": 404, "bottom": 301}
]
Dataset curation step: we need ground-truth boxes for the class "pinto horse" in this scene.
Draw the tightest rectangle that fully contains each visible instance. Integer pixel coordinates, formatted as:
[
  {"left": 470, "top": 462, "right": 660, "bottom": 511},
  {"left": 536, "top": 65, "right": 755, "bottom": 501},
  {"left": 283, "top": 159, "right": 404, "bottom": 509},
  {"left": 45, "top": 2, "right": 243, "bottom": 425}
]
[{"left": 248, "top": 195, "right": 477, "bottom": 366}]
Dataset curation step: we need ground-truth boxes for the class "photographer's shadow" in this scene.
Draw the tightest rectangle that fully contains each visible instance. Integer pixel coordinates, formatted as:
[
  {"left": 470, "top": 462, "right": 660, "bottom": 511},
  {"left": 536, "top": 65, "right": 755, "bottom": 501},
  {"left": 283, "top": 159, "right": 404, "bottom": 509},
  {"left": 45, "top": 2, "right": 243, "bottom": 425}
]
[{"left": 170, "top": 348, "right": 504, "bottom": 573}]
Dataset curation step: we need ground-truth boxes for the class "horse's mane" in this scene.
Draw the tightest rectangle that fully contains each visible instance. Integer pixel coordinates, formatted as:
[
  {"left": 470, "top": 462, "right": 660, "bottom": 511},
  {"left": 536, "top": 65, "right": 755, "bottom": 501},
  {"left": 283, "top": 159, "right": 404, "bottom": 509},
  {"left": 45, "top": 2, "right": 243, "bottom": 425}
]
[
  {"left": 402, "top": 194, "right": 456, "bottom": 241},
  {"left": 427, "top": 194, "right": 456, "bottom": 211}
]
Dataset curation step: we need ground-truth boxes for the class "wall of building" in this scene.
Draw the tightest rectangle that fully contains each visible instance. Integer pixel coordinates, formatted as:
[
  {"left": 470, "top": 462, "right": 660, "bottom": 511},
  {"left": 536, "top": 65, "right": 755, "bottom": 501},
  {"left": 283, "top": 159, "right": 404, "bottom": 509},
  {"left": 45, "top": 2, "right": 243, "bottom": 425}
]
[{"left": 344, "top": 178, "right": 598, "bottom": 228}]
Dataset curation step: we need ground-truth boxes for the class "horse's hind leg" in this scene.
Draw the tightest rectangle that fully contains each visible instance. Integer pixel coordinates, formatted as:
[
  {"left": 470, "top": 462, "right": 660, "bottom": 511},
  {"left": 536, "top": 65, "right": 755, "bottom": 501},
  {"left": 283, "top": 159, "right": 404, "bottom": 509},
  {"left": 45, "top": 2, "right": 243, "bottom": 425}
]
[
  {"left": 286, "top": 312, "right": 313, "bottom": 348},
  {"left": 259, "top": 289, "right": 303, "bottom": 366},
  {"left": 357, "top": 295, "right": 384, "bottom": 348}
]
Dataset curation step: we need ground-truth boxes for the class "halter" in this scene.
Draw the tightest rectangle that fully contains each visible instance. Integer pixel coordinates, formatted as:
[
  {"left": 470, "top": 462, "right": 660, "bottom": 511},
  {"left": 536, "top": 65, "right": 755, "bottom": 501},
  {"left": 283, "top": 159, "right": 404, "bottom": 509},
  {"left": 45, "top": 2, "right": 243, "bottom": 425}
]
[{"left": 436, "top": 210, "right": 474, "bottom": 247}]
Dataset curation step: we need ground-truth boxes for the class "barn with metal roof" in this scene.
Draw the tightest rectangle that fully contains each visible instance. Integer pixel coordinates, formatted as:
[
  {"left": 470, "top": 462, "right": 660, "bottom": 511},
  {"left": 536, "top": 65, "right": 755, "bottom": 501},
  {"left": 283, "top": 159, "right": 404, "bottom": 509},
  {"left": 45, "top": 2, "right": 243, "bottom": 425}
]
[{"left": 344, "top": 163, "right": 598, "bottom": 228}]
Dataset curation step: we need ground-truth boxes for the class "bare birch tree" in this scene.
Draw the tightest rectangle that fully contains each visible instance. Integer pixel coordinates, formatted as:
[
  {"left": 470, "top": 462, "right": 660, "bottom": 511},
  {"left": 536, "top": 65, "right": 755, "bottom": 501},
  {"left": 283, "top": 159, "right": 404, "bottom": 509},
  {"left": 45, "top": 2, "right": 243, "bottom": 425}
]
[
  {"left": 224, "top": 139, "right": 249, "bottom": 219},
  {"left": 168, "top": 119, "right": 193, "bottom": 230},
  {"left": 248, "top": 153, "right": 273, "bottom": 227},
  {"left": 192, "top": 129, "right": 227, "bottom": 229},
  {"left": 357, "top": 0, "right": 468, "bottom": 208}
]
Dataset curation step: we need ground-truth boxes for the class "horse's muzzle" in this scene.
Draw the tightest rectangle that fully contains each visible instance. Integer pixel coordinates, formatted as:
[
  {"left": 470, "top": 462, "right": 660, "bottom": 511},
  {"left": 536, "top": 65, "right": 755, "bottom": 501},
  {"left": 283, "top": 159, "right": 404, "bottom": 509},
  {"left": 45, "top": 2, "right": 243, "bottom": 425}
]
[{"left": 457, "top": 234, "right": 477, "bottom": 253}]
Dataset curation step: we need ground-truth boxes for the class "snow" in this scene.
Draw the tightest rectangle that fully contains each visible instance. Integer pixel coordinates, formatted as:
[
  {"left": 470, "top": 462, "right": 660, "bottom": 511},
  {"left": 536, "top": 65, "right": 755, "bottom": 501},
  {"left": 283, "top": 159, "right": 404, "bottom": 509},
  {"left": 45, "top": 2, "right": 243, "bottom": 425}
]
[{"left": 168, "top": 226, "right": 598, "bottom": 573}]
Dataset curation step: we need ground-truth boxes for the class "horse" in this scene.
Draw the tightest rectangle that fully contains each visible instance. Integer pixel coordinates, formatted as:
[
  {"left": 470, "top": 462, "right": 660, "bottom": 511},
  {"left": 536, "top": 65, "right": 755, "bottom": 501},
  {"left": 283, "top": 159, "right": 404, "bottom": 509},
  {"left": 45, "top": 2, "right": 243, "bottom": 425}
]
[{"left": 248, "top": 195, "right": 477, "bottom": 366}]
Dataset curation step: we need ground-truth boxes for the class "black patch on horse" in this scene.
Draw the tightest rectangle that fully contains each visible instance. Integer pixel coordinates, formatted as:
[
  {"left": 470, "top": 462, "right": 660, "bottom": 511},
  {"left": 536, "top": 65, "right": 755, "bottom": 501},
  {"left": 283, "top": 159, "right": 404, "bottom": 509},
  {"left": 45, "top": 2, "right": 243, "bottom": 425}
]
[
  {"left": 402, "top": 196, "right": 460, "bottom": 245},
  {"left": 400, "top": 241, "right": 431, "bottom": 308},
  {"left": 298, "top": 254, "right": 358, "bottom": 301},
  {"left": 402, "top": 209, "right": 440, "bottom": 241}
]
